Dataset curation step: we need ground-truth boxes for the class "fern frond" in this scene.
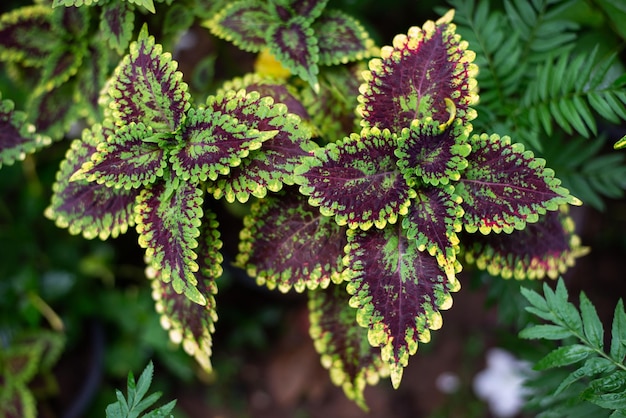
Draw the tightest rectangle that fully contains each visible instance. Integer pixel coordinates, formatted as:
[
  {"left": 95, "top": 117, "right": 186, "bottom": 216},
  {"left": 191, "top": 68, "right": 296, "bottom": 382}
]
[
  {"left": 503, "top": 0, "right": 578, "bottom": 63},
  {"left": 521, "top": 49, "right": 626, "bottom": 140},
  {"left": 540, "top": 135, "right": 626, "bottom": 210},
  {"left": 520, "top": 278, "right": 626, "bottom": 416}
]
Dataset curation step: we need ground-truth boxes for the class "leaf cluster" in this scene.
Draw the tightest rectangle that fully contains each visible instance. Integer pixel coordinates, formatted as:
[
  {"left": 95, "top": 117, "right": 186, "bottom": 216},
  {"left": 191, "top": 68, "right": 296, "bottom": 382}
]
[{"left": 520, "top": 278, "right": 626, "bottom": 417}]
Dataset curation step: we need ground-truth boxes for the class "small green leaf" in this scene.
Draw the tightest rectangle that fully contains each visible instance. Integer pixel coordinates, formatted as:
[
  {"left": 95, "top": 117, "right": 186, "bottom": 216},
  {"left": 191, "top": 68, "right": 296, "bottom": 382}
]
[
  {"left": 534, "top": 344, "right": 595, "bottom": 370},
  {"left": 610, "top": 299, "right": 626, "bottom": 363},
  {"left": 580, "top": 292, "right": 605, "bottom": 350},
  {"left": 555, "top": 357, "right": 616, "bottom": 395},
  {"left": 519, "top": 324, "right": 573, "bottom": 340}
]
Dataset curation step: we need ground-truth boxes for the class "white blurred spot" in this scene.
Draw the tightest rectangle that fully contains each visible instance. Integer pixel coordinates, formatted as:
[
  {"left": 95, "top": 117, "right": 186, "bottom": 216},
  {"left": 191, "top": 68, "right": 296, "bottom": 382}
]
[
  {"left": 473, "top": 348, "right": 533, "bottom": 418},
  {"left": 436, "top": 371, "right": 460, "bottom": 394}
]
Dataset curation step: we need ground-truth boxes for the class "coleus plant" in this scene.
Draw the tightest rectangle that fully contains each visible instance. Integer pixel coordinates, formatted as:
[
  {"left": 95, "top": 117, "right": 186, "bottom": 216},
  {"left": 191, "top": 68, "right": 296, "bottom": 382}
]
[{"left": 40, "top": 0, "right": 586, "bottom": 411}]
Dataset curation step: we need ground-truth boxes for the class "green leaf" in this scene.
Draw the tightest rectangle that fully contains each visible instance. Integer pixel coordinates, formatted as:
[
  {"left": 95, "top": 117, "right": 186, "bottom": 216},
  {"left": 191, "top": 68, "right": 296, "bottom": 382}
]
[
  {"left": 0, "top": 93, "right": 51, "bottom": 169},
  {"left": 519, "top": 324, "right": 574, "bottom": 340},
  {"left": 237, "top": 191, "right": 347, "bottom": 293},
  {"left": 308, "top": 284, "right": 388, "bottom": 410},
  {"left": 296, "top": 126, "right": 413, "bottom": 230},
  {"left": 555, "top": 357, "right": 617, "bottom": 396},
  {"left": 136, "top": 178, "right": 206, "bottom": 306},
  {"left": 580, "top": 292, "right": 605, "bottom": 350},
  {"left": 610, "top": 299, "right": 626, "bottom": 363},
  {"left": 534, "top": 344, "right": 596, "bottom": 370},
  {"left": 344, "top": 223, "right": 460, "bottom": 388},
  {"left": 0, "top": 385, "right": 36, "bottom": 418}
]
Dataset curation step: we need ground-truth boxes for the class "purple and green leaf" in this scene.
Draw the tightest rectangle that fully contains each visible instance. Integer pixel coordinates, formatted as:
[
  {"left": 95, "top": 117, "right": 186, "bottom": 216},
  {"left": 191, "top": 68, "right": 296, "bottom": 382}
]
[
  {"left": 456, "top": 133, "right": 579, "bottom": 234},
  {"left": 210, "top": 112, "right": 315, "bottom": 202},
  {"left": 36, "top": 43, "right": 85, "bottom": 94},
  {"left": 148, "top": 210, "right": 222, "bottom": 372},
  {"left": 204, "top": 1, "right": 272, "bottom": 52},
  {"left": 170, "top": 98, "right": 277, "bottom": 183},
  {"left": 99, "top": 1, "right": 134, "bottom": 54},
  {"left": 358, "top": 10, "right": 478, "bottom": 132},
  {"left": 109, "top": 24, "right": 190, "bottom": 132},
  {"left": 0, "top": 5, "right": 56, "bottom": 67},
  {"left": 269, "top": 0, "right": 329, "bottom": 22},
  {"left": 27, "top": 77, "right": 78, "bottom": 139},
  {"left": 268, "top": 18, "right": 320, "bottom": 91},
  {"left": 395, "top": 118, "right": 471, "bottom": 186},
  {"left": 313, "top": 9, "right": 376, "bottom": 66},
  {"left": 76, "top": 41, "right": 109, "bottom": 123},
  {"left": 345, "top": 224, "right": 460, "bottom": 388},
  {"left": 462, "top": 207, "right": 588, "bottom": 280},
  {"left": 402, "top": 185, "right": 463, "bottom": 274},
  {"left": 136, "top": 178, "right": 206, "bottom": 305},
  {"left": 45, "top": 124, "right": 139, "bottom": 240},
  {"left": 296, "top": 127, "right": 414, "bottom": 230},
  {"left": 0, "top": 94, "right": 51, "bottom": 168},
  {"left": 237, "top": 191, "right": 347, "bottom": 293},
  {"left": 76, "top": 122, "right": 168, "bottom": 190},
  {"left": 52, "top": 3, "right": 89, "bottom": 39},
  {"left": 308, "top": 284, "right": 388, "bottom": 411}
]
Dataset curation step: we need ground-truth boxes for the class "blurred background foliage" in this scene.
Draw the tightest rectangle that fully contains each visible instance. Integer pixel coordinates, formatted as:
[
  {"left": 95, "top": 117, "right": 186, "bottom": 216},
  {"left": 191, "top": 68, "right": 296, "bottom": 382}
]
[{"left": 1, "top": 0, "right": 626, "bottom": 417}]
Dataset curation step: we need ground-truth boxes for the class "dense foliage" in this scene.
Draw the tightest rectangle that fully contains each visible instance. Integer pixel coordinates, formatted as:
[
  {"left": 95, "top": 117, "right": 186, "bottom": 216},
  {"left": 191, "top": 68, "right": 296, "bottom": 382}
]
[{"left": 2, "top": 0, "right": 626, "bottom": 415}]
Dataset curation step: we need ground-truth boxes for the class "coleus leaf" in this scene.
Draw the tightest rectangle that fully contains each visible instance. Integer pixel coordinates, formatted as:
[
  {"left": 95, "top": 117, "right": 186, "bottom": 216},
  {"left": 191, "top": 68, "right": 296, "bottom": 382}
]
[
  {"left": 296, "top": 126, "right": 414, "bottom": 230},
  {"left": 205, "top": 1, "right": 272, "bottom": 52},
  {"left": 210, "top": 112, "right": 314, "bottom": 202},
  {"left": 308, "top": 284, "right": 388, "bottom": 411},
  {"left": 402, "top": 185, "right": 463, "bottom": 275},
  {"left": 99, "top": 1, "right": 134, "bottom": 54},
  {"left": 52, "top": 3, "right": 89, "bottom": 39},
  {"left": 148, "top": 210, "right": 222, "bottom": 371},
  {"left": 45, "top": 124, "right": 139, "bottom": 240},
  {"left": 0, "top": 94, "right": 51, "bottom": 169},
  {"left": 462, "top": 206, "right": 588, "bottom": 280},
  {"left": 456, "top": 133, "right": 579, "bottom": 234},
  {"left": 395, "top": 118, "right": 471, "bottom": 187},
  {"left": 313, "top": 9, "right": 376, "bottom": 66},
  {"left": 206, "top": 82, "right": 314, "bottom": 201},
  {"left": 36, "top": 43, "right": 85, "bottom": 94},
  {"left": 0, "top": 5, "right": 56, "bottom": 67},
  {"left": 345, "top": 223, "right": 460, "bottom": 388},
  {"left": 268, "top": 17, "right": 320, "bottom": 91},
  {"left": 76, "top": 41, "right": 109, "bottom": 123},
  {"left": 109, "top": 24, "right": 190, "bottom": 132},
  {"left": 76, "top": 122, "right": 167, "bottom": 189},
  {"left": 269, "top": 0, "right": 329, "bottom": 22},
  {"left": 358, "top": 10, "right": 478, "bottom": 132},
  {"left": 217, "top": 73, "right": 312, "bottom": 122},
  {"left": 170, "top": 93, "right": 278, "bottom": 184},
  {"left": 135, "top": 178, "right": 206, "bottom": 305},
  {"left": 237, "top": 191, "right": 347, "bottom": 293},
  {"left": 27, "top": 75, "right": 78, "bottom": 139}
]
